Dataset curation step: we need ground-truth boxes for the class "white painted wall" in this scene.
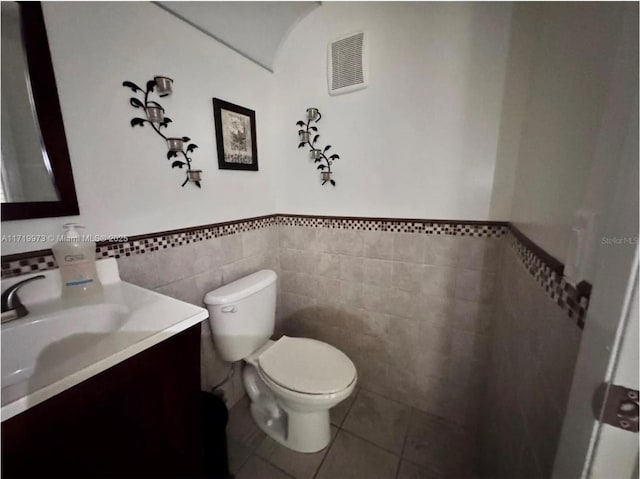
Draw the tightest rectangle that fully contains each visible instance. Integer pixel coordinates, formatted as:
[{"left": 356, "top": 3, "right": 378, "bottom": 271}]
[
  {"left": 4, "top": 2, "right": 634, "bottom": 267},
  {"left": 271, "top": 2, "right": 513, "bottom": 221},
  {"left": 2, "top": 2, "right": 278, "bottom": 254},
  {"left": 487, "top": 3, "right": 538, "bottom": 221},
  {"left": 156, "top": 2, "right": 319, "bottom": 72},
  {"left": 507, "top": 3, "right": 630, "bottom": 262}
]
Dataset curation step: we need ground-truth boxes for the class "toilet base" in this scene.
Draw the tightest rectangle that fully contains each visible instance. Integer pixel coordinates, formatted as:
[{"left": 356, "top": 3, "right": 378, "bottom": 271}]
[
  {"left": 242, "top": 364, "right": 332, "bottom": 453},
  {"left": 250, "top": 402, "right": 331, "bottom": 453}
]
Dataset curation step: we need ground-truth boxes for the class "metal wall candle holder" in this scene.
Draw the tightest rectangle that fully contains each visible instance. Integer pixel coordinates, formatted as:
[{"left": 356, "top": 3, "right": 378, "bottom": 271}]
[
  {"left": 154, "top": 76, "right": 173, "bottom": 97},
  {"left": 145, "top": 105, "right": 164, "bottom": 122},
  {"left": 296, "top": 107, "right": 340, "bottom": 186},
  {"left": 123, "top": 77, "right": 202, "bottom": 188},
  {"left": 167, "top": 137, "right": 184, "bottom": 151}
]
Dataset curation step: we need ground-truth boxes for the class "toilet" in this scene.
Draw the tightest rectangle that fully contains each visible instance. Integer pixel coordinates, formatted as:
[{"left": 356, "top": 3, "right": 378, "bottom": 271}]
[{"left": 204, "top": 270, "right": 357, "bottom": 453}]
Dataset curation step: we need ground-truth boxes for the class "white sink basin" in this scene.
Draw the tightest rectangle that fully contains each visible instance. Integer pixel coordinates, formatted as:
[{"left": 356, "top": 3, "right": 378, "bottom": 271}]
[
  {"left": 0, "top": 258, "right": 208, "bottom": 421},
  {"left": 1, "top": 303, "right": 128, "bottom": 388}
]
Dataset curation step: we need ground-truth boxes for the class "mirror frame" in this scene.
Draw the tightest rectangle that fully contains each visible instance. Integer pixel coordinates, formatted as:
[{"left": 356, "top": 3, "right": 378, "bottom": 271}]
[{"left": 1, "top": 1, "right": 79, "bottom": 221}]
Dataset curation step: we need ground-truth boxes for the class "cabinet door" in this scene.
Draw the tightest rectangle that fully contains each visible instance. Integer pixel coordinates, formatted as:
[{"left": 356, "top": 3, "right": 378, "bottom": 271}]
[{"left": 2, "top": 325, "right": 203, "bottom": 478}]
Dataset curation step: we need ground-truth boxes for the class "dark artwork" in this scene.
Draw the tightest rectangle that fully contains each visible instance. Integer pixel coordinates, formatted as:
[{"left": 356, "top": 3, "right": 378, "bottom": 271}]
[{"left": 213, "top": 98, "right": 258, "bottom": 171}]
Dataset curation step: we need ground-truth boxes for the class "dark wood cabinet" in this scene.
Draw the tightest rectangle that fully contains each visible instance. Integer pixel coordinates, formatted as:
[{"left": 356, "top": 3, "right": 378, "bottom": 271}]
[{"left": 2, "top": 325, "right": 204, "bottom": 478}]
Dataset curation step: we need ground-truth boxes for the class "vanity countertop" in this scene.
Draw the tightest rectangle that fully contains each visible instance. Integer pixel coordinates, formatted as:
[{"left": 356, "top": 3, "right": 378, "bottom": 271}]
[{"left": 1, "top": 259, "right": 208, "bottom": 421}]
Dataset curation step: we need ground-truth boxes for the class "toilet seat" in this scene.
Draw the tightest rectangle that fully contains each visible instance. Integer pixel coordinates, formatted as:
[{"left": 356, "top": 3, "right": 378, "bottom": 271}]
[{"left": 257, "top": 336, "right": 356, "bottom": 395}]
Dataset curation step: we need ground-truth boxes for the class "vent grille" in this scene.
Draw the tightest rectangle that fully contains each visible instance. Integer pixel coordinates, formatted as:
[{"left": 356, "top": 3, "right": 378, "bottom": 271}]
[{"left": 330, "top": 32, "right": 364, "bottom": 91}]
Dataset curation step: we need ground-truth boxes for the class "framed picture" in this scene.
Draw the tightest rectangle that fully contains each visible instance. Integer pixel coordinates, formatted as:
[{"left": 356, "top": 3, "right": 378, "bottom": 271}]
[{"left": 212, "top": 98, "right": 258, "bottom": 171}]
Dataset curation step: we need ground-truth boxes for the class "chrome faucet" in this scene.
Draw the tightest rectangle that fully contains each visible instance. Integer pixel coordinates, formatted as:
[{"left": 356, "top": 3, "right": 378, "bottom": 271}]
[{"left": 1, "top": 275, "right": 45, "bottom": 323}]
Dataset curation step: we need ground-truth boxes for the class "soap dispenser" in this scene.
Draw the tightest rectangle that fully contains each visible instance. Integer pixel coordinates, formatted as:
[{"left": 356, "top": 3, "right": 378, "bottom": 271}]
[{"left": 52, "top": 223, "right": 102, "bottom": 298}]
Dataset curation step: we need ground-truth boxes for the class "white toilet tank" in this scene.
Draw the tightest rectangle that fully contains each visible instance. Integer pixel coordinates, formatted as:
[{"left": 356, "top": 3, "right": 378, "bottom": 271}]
[{"left": 204, "top": 269, "right": 277, "bottom": 362}]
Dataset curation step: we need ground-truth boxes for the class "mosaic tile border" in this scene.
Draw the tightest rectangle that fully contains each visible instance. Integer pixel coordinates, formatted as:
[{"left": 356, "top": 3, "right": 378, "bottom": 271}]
[
  {"left": 0, "top": 214, "right": 592, "bottom": 328},
  {"left": 1, "top": 215, "right": 278, "bottom": 278},
  {"left": 277, "top": 215, "right": 508, "bottom": 237},
  {"left": 506, "top": 229, "right": 590, "bottom": 328},
  {"left": 278, "top": 215, "right": 589, "bottom": 326},
  {"left": 1, "top": 215, "right": 510, "bottom": 278}
]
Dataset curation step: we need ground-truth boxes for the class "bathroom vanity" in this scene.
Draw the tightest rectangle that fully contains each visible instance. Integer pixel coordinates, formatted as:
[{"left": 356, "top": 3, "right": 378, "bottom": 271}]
[
  {"left": 3, "top": 325, "right": 202, "bottom": 478},
  {"left": 1, "top": 260, "right": 210, "bottom": 478}
]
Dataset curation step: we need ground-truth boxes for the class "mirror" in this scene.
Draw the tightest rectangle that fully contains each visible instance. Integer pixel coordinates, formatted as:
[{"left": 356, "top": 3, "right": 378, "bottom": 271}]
[{"left": 1, "top": 1, "right": 79, "bottom": 221}]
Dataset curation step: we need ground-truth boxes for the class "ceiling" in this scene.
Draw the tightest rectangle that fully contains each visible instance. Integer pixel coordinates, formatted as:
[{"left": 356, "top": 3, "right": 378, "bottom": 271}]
[{"left": 155, "top": 2, "right": 320, "bottom": 72}]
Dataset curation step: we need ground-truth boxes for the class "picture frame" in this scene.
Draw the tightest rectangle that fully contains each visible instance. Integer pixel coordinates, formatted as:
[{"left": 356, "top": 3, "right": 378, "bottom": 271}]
[{"left": 212, "top": 98, "right": 258, "bottom": 171}]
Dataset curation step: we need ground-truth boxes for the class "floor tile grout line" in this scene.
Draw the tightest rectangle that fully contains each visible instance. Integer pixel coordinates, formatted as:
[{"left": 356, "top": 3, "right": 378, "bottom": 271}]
[
  {"left": 356, "top": 386, "right": 416, "bottom": 412},
  {"left": 337, "top": 387, "right": 361, "bottom": 427},
  {"left": 397, "top": 414, "right": 475, "bottom": 479},
  {"left": 230, "top": 397, "right": 470, "bottom": 479},
  {"left": 335, "top": 428, "right": 404, "bottom": 461},
  {"left": 337, "top": 388, "right": 473, "bottom": 477},
  {"left": 358, "top": 385, "right": 397, "bottom": 402},
  {"left": 357, "top": 385, "right": 475, "bottom": 436},
  {"left": 231, "top": 442, "right": 254, "bottom": 476},
  {"left": 395, "top": 407, "right": 413, "bottom": 478},
  {"left": 231, "top": 387, "right": 473, "bottom": 475},
  {"left": 258, "top": 453, "right": 296, "bottom": 479},
  {"left": 340, "top": 420, "right": 407, "bottom": 457},
  {"left": 339, "top": 388, "right": 413, "bottom": 457},
  {"left": 400, "top": 450, "right": 463, "bottom": 478},
  {"left": 232, "top": 388, "right": 474, "bottom": 477},
  {"left": 311, "top": 423, "right": 342, "bottom": 479},
  {"left": 226, "top": 398, "right": 265, "bottom": 474},
  {"left": 314, "top": 388, "right": 360, "bottom": 479},
  {"left": 237, "top": 394, "right": 349, "bottom": 479}
]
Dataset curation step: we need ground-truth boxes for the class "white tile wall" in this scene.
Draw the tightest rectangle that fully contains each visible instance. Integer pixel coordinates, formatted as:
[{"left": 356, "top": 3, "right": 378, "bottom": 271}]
[
  {"left": 3, "top": 213, "right": 584, "bottom": 459},
  {"left": 479, "top": 244, "right": 583, "bottom": 478},
  {"left": 277, "top": 225, "right": 503, "bottom": 432},
  {"left": 117, "top": 224, "right": 279, "bottom": 408}
]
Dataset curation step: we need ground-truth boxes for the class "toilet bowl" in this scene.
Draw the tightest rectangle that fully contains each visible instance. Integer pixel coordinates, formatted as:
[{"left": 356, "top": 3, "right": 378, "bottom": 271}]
[
  {"left": 244, "top": 337, "right": 356, "bottom": 452},
  {"left": 204, "top": 270, "right": 357, "bottom": 453}
]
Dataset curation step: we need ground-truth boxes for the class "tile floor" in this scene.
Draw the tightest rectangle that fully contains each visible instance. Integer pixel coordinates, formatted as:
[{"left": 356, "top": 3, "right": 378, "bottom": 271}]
[{"left": 226, "top": 388, "right": 477, "bottom": 479}]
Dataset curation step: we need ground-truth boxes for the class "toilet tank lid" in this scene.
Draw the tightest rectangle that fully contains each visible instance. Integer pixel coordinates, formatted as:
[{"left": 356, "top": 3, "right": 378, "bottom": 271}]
[{"left": 204, "top": 270, "right": 277, "bottom": 305}]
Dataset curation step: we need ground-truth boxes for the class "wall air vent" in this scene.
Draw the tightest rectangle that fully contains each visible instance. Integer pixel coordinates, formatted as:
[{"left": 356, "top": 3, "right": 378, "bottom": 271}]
[{"left": 327, "top": 31, "right": 369, "bottom": 96}]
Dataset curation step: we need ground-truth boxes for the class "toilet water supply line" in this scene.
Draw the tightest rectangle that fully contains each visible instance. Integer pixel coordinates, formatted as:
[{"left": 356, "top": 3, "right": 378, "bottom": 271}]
[
  {"left": 210, "top": 363, "right": 235, "bottom": 394},
  {"left": 296, "top": 108, "right": 341, "bottom": 186},
  {"left": 122, "top": 77, "right": 202, "bottom": 188}
]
